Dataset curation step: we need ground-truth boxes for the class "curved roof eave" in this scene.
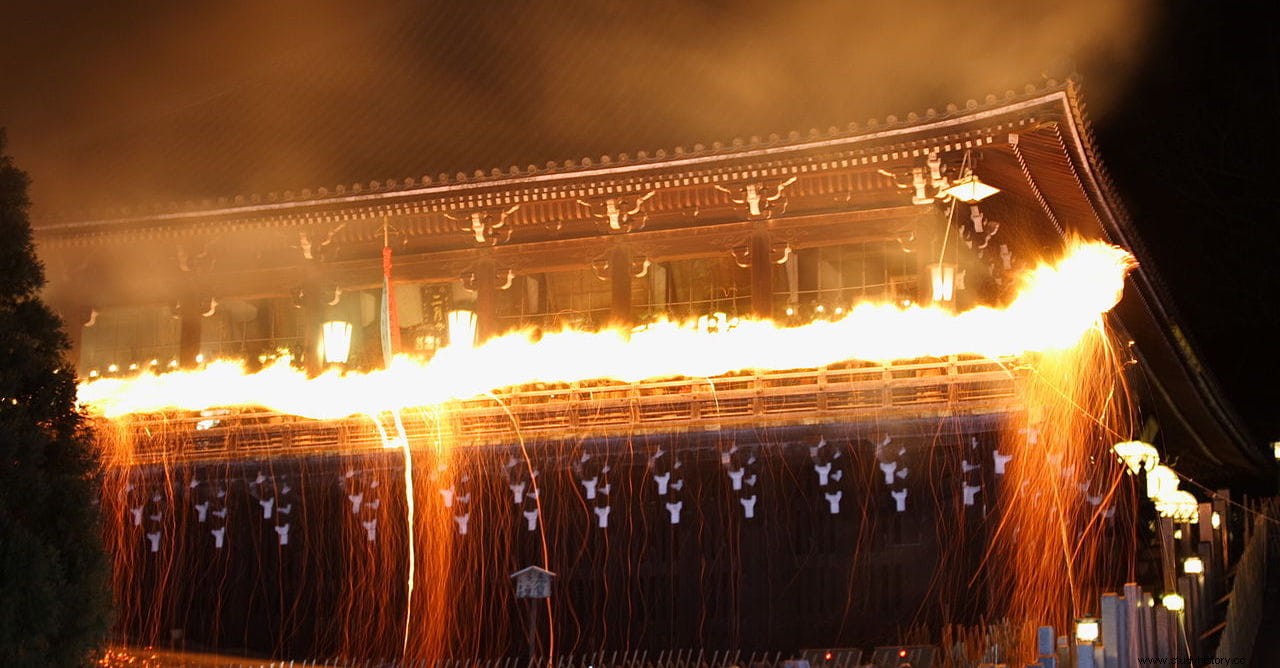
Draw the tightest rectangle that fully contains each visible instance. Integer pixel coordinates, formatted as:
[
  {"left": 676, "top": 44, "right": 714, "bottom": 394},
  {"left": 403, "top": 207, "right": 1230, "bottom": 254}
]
[{"left": 1050, "top": 81, "right": 1271, "bottom": 483}]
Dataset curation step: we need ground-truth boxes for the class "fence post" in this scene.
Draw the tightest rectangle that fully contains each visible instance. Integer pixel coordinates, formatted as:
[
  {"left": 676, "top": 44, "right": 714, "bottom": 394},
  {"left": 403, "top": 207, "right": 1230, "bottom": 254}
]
[{"left": 1100, "top": 591, "right": 1124, "bottom": 668}]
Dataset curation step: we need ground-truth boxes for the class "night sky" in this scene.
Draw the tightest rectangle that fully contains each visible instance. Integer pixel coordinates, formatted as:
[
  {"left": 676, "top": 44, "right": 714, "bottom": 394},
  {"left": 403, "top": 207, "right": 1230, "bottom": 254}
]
[{"left": 2, "top": 1, "right": 1276, "bottom": 442}]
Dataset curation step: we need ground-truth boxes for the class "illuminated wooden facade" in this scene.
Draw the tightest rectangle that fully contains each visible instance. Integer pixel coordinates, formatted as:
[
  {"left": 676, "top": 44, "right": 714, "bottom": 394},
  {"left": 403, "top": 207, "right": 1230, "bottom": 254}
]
[{"left": 34, "top": 80, "right": 1273, "bottom": 659}]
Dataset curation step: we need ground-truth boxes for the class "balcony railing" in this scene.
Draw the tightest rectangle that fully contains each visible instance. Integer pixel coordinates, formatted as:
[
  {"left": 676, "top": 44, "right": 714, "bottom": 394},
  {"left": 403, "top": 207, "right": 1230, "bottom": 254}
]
[{"left": 104, "top": 356, "right": 1026, "bottom": 465}]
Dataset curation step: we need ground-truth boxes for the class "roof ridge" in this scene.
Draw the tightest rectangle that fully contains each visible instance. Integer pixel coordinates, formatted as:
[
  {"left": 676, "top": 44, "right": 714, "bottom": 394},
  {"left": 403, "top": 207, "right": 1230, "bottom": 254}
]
[{"left": 36, "top": 79, "right": 1070, "bottom": 225}]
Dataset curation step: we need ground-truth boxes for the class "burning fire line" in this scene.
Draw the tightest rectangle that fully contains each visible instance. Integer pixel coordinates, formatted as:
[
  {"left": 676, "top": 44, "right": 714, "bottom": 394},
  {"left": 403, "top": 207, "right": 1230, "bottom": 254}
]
[{"left": 77, "top": 240, "right": 1133, "bottom": 421}]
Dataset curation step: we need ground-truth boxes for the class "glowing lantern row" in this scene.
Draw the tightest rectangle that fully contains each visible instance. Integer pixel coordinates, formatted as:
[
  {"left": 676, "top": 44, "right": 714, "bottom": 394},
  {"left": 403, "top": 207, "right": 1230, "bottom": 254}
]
[{"left": 1111, "top": 442, "right": 1199, "bottom": 523}]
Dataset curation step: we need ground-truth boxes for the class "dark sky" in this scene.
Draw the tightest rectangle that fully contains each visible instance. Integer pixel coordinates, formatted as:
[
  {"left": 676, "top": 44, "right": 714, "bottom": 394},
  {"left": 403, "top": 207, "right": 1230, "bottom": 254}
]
[{"left": 2, "top": 1, "right": 1276, "bottom": 440}]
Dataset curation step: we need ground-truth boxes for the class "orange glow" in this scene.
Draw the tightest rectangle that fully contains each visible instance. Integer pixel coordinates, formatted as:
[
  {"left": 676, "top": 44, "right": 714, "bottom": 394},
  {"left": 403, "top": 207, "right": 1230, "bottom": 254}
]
[
  {"left": 78, "top": 240, "right": 1133, "bottom": 420},
  {"left": 89, "top": 238, "right": 1138, "bottom": 665}
]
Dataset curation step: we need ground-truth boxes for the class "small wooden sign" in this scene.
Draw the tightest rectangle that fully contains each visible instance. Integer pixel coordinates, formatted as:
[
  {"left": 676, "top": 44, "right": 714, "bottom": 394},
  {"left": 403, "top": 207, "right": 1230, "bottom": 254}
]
[{"left": 510, "top": 565, "right": 556, "bottom": 599}]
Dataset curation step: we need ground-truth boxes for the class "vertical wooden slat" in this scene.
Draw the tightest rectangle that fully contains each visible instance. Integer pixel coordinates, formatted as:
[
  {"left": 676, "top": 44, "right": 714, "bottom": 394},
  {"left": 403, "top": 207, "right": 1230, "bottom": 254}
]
[
  {"left": 1153, "top": 606, "right": 1172, "bottom": 659},
  {"left": 1122, "top": 583, "right": 1141, "bottom": 668},
  {"left": 1100, "top": 591, "right": 1124, "bottom": 668}
]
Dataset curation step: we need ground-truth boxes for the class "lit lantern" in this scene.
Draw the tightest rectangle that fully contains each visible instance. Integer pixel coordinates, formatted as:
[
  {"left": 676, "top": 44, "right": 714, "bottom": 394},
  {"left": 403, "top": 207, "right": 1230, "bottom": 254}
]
[
  {"left": 1211, "top": 511, "right": 1221, "bottom": 530},
  {"left": 1155, "top": 490, "right": 1199, "bottom": 523},
  {"left": 321, "top": 320, "right": 354, "bottom": 365},
  {"left": 1146, "top": 465, "right": 1180, "bottom": 501},
  {"left": 1161, "top": 593, "right": 1185, "bottom": 612},
  {"left": 447, "top": 310, "right": 478, "bottom": 348},
  {"left": 1273, "top": 441, "right": 1280, "bottom": 460},
  {"left": 1183, "top": 556, "right": 1204, "bottom": 575},
  {"left": 1113, "top": 440, "right": 1160, "bottom": 475},
  {"left": 940, "top": 170, "right": 1001, "bottom": 203},
  {"left": 929, "top": 263, "right": 957, "bottom": 303},
  {"left": 1075, "top": 617, "right": 1100, "bottom": 643}
]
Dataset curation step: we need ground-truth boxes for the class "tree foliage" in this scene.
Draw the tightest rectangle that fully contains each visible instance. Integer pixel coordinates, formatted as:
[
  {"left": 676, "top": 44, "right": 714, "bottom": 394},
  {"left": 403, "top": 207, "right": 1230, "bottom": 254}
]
[{"left": 0, "top": 129, "right": 112, "bottom": 665}]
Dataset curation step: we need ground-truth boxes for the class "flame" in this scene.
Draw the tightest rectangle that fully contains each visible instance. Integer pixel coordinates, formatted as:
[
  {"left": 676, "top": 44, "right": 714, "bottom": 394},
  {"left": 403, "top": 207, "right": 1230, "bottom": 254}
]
[{"left": 77, "top": 240, "right": 1133, "bottom": 420}]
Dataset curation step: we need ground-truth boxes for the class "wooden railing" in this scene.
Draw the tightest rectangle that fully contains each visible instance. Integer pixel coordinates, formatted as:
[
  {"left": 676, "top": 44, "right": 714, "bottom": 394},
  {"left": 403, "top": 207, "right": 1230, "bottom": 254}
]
[{"left": 107, "top": 356, "right": 1025, "bottom": 465}]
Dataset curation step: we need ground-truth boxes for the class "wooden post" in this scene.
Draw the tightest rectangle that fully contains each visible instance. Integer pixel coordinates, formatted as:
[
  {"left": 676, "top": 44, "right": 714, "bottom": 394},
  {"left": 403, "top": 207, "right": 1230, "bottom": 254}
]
[
  {"left": 298, "top": 282, "right": 325, "bottom": 376},
  {"left": 1077, "top": 641, "right": 1096, "bottom": 668},
  {"left": 1177, "top": 574, "right": 1196, "bottom": 657},
  {"left": 749, "top": 226, "right": 773, "bottom": 319},
  {"left": 610, "top": 244, "right": 632, "bottom": 327},
  {"left": 1195, "top": 541, "right": 1212, "bottom": 638},
  {"left": 1157, "top": 517, "right": 1177, "bottom": 593},
  {"left": 512, "top": 566, "right": 555, "bottom": 662},
  {"left": 1212, "top": 490, "right": 1230, "bottom": 570},
  {"left": 1153, "top": 606, "right": 1171, "bottom": 658},
  {"left": 1100, "top": 592, "right": 1124, "bottom": 668},
  {"left": 475, "top": 256, "right": 497, "bottom": 342},
  {"left": 1122, "top": 583, "right": 1142, "bottom": 667},
  {"left": 526, "top": 599, "right": 539, "bottom": 659},
  {"left": 177, "top": 293, "right": 204, "bottom": 368}
]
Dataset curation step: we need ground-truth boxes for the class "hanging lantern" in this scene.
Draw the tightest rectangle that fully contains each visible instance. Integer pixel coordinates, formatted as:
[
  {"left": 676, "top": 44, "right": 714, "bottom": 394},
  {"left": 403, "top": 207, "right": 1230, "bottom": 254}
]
[
  {"left": 320, "top": 320, "right": 354, "bottom": 365},
  {"left": 928, "top": 262, "right": 957, "bottom": 303},
  {"left": 940, "top": 170, "right": 1001, "bottom": 203},
  {"left": 1113, "top": 440, "right": 1160, "bottom": 475},
  {"left": 1146, "top": 464, "right": 1180, "bottom": 501},
  {"left": 447, "top": 310, "right": 478, "bottom": 349},
  {"left": 1155, "top": 490, "right": 1199, "bottom": 522}
]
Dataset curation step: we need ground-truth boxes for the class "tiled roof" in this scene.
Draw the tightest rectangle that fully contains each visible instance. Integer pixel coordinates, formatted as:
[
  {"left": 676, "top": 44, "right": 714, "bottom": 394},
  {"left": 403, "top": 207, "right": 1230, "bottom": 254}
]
[{"left": 38, "top": 79, "right": 1073, "bottom": 226}]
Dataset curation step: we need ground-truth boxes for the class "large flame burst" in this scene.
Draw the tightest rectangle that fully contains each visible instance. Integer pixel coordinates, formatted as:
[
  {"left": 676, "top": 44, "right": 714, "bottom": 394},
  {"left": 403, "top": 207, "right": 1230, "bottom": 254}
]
[{"left": 88, "top": 240, "right": 1138, "bottom": 664}]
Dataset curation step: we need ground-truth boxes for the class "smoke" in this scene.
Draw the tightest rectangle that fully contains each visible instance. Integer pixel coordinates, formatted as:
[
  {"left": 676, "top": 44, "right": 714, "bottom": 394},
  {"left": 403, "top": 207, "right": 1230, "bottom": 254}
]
[{"left": 2, "top": 0, "right": 1154, "bottom": 219}]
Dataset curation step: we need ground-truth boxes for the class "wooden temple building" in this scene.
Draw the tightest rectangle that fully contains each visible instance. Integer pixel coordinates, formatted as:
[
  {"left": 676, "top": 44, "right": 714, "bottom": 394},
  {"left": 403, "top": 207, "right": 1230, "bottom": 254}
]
[{"left": 33, "top": 80, "right": 1276, "bottom": 661}]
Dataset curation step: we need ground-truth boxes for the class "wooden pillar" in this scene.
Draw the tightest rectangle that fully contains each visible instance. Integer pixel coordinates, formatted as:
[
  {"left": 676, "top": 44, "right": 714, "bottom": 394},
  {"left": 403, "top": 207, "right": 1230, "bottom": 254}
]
[
  {"left": 300, "top": 298, "right": 320, "bottom": 375},
  {"left": 1100, "top": 591, "right": 1125, "bottom": 668},
  {"left": 749, "top": 226, "right": 773, "bottom": 318},
  {"left": 177, "top": 293, "right": 203, "bottom": 369},
  {"left": 1123, "top": 582, "right": 1142, "bottom": 668},
  {"left": 474, "top": 257, "right": 497, "bottom": 342},
  {"left": 1157, "top": 517, "right": 1177, "bottom": 592},
  {"left": 610, "top": 244, "right": 632, "bottom": 327}
]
